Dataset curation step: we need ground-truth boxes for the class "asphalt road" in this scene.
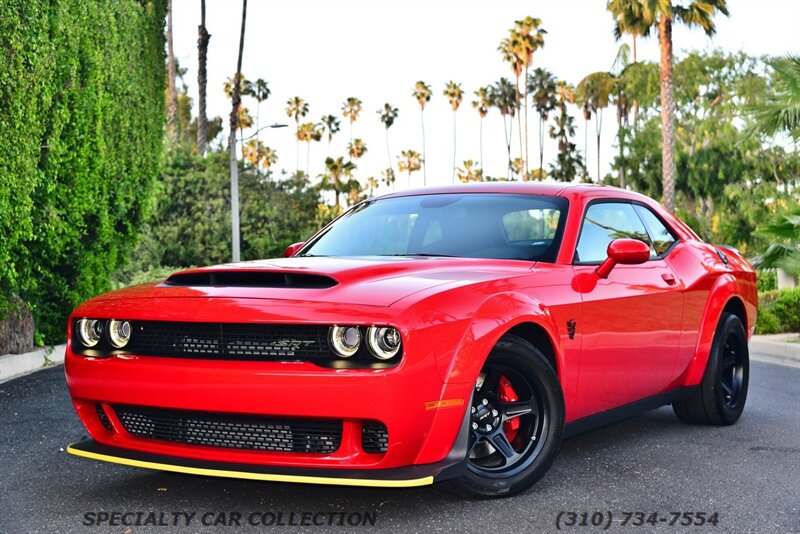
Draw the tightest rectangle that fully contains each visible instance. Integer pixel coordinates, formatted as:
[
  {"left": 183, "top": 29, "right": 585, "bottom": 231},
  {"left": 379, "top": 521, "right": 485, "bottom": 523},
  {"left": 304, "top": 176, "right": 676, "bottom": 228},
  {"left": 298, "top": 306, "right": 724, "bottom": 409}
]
[{"left": 1, "top": 362, "right": 798, "bottom": 534}]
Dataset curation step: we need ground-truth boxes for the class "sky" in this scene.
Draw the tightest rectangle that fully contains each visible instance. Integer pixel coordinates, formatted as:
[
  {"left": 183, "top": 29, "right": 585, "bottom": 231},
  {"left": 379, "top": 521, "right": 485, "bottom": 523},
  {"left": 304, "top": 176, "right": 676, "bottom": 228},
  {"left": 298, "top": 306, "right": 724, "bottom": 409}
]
[{"left": 172, "top": 0, "right": 800, "bottom": 192}]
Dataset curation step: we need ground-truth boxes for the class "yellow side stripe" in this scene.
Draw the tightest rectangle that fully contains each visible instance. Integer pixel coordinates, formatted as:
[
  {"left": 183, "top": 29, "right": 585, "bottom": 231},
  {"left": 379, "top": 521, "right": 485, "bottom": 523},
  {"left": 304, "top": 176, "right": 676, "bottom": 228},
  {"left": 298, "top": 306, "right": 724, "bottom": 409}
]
[{"left": 66, "top": 445, "right": 434, "bottom": 488}]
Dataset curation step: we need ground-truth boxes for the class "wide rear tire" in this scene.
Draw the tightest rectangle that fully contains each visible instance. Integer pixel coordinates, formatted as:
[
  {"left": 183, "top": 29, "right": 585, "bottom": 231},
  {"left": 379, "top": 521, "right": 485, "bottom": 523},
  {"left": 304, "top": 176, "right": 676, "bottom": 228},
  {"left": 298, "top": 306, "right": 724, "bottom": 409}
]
[
  {"left": 442, "top": 335, "right": 564, "bottom": 498},
  {"left": 673, "top": 312, "right": 749, "bottom": 425}
]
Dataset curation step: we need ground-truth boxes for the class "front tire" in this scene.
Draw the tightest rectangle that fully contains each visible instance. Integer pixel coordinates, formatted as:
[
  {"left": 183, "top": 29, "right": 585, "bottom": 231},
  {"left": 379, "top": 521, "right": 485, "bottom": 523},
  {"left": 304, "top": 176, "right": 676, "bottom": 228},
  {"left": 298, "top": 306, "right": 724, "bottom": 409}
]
[
  {"left": 442, "top": 335, "right": 564, "bottom": 498},
  {"left": 673, "top": 312, "right": 749, "bottom": 425}
]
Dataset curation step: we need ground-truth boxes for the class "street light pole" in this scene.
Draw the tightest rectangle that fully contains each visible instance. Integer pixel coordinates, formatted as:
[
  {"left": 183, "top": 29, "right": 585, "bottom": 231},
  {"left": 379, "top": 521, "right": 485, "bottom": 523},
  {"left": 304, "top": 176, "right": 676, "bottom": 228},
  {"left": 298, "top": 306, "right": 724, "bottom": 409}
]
[{"left": 231, "top": 123, "right": 288, "bottom": 262}]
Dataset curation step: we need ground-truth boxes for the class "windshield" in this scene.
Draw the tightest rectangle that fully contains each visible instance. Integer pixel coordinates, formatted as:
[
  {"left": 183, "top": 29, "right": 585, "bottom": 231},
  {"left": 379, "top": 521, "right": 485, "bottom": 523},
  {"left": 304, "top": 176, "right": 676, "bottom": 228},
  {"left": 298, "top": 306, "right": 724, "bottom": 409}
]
[{"left": 302, "top": 193, "right": 568, "bottom": 262}]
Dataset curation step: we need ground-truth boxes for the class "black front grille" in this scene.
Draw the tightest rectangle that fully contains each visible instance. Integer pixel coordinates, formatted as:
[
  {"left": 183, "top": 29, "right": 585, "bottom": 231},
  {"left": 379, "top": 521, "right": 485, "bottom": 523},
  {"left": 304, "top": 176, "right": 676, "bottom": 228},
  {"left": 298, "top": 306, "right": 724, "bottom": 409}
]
[
  {"left": 362, "top": 422, "right": 389, "bottom": 454},
  {"left": 96, "top": 404, "right": 112, "bottom": 431},
  {"left": 113, "top": 405, "right": 342, "bottom": 454},
  {"left": 127, "top": 321, "right": 329, "bottom": 361}
]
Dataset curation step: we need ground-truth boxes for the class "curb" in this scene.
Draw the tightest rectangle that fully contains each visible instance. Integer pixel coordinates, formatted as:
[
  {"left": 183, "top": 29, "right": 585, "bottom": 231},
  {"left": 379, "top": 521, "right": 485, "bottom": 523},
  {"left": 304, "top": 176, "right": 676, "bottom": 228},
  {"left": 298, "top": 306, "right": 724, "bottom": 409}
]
[
  {"left": 0, "top": 344, "right": 66, "bottom": 384},
  {"left": 749, "top": 334, "right": 800, "bottom": 368}
]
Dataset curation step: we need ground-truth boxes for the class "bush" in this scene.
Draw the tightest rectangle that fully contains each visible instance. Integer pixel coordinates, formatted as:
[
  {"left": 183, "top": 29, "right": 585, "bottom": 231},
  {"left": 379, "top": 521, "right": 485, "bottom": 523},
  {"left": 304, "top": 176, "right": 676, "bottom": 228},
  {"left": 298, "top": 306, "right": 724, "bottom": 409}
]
[
  {"left": 756, "top": 270, "right": 777, "bottom": 292},
  {"left": 0, "top": 0, "right": 166, "bottom": 342},
  {"left": 771, "top": 289, "right": 800, "bottom": 333},
  {"left": 755, "top": 308, "right": 781, "bottom": 335}
]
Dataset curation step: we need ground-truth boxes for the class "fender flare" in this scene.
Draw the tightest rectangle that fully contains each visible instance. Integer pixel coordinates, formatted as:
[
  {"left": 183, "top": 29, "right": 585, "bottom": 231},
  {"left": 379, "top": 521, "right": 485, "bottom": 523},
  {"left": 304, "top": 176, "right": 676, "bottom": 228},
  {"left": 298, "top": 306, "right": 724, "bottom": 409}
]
[{"left": 683, "top": 273, "right": 743, "bottom": 386}]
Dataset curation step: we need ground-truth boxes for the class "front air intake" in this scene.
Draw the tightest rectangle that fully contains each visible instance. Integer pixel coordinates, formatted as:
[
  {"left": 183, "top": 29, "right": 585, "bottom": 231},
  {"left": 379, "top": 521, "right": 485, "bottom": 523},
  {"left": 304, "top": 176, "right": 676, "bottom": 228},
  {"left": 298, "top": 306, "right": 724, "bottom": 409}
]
[{"left": 163, "top": 270, "right": 337, "bottom": 289}]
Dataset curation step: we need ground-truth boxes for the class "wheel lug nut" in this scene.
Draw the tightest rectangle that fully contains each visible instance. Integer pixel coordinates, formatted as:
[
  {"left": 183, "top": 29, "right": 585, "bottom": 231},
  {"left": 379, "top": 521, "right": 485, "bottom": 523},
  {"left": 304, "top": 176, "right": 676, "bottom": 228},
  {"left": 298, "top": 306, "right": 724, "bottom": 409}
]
[
  {"left": 482, "top": 398, "right": 488, "bottom": 406},
  {"left": 471, "top": 406, "right": 476, "bottom": 414},
  {"left": 485, "top": 424, "right": 492, "bottom": 431},
  {"left": 492, "top": 409, "right": 498, "bottom": 417},
  {"left": 472, "top": 422, "right": 478, "bottom": 430}
]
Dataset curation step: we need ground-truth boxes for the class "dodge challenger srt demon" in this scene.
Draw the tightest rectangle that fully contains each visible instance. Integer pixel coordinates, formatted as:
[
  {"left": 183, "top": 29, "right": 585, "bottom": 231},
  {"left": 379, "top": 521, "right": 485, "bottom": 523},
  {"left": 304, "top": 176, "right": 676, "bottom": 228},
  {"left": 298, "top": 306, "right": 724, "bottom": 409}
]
[{"left": 65, "top": 183, "right": 757, "bottom": 497}]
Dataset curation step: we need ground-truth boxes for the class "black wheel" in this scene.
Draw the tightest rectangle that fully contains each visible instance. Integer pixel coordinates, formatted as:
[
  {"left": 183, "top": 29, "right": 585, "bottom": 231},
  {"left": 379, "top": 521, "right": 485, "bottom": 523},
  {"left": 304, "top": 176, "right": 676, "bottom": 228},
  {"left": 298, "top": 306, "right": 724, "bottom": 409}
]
[
  {"left": 442, "top": 335, "right": 564, "bottom": 498},
  {"left": 673, "top": 312, "right": 749, "bottom": 425}
]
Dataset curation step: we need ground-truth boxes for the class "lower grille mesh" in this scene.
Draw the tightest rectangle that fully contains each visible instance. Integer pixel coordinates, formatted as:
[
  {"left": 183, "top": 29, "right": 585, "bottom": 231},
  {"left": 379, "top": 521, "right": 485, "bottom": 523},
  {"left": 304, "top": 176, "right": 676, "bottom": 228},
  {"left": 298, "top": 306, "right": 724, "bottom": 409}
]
[
  {"left": 362, "top": 422, "right": 389, "bottom": 454},
  {"left": 113, "top": 405, "right": 342, "bottom": 454},
  {"left": 96, "top": 404, "right": 112, "bottom": 431}
]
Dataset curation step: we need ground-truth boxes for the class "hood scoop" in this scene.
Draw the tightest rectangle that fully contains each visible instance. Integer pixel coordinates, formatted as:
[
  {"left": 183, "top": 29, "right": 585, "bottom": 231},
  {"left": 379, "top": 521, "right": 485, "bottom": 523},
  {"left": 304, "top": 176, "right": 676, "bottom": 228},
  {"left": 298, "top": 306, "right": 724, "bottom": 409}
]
[{"left": 163, "top": 270, "right": 338, "bottom": 289}]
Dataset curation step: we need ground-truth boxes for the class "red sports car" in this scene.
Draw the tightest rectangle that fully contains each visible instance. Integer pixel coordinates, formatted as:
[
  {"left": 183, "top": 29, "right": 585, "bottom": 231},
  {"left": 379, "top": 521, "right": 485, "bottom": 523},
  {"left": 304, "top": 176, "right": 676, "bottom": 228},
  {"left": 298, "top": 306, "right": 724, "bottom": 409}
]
[{"left": 65, "top": 183, "right": 757, "bottom": 497}]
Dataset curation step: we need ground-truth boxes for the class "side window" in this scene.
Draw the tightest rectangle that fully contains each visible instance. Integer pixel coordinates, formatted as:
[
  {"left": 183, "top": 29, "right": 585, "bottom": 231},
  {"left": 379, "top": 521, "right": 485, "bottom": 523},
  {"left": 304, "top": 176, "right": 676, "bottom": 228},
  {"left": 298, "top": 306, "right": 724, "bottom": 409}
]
[
  {"left": 633, "top": 205, "right": 677, "bottom": 256},
  {"left": 575, "top": 202, "right": 653, "bottom": 263}
]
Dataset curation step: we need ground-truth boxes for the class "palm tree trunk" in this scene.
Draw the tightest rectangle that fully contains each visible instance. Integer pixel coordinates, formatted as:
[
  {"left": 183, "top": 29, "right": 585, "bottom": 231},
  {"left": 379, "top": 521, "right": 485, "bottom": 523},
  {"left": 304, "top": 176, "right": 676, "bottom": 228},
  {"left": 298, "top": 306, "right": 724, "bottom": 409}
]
[
  {"left": 539, "top": 114, "right": 545, "bottom": 174},
  {"left": 479, "top": 118, "right": 484, "bottom": 173},
  {"left": 196, "top": 0, "right": 209, "bottom": 154},
  {"left": 306, "top": 142, "right": 311, "bottom": 176},
  {"left": 523, "top": 67, "right": 529, "bottom": 177},
  {"left": 386, "top": 130, "right": 393, "bottom": 173},
  {"left": 632, "top": 35, "right": 639, "bottom": 126},
  {"left": 658, "top": 15, "right": 676, "bottom": 212},
  {"left": 618, "top": 112, "right": 626, "bottom": 189},
  {"left": 229, "top": 0, "right": 247, "bottom": 262},
  {"left": 515, "top": 74, "right": 523, "bottom": 175},
  {"left": 295, "top": 118, "right": 300, "bottom": 176},
  {"left": 452, "top": 112, "right": 457, "bottom": 183},
  {"left": 595, "top": 110, "right": 602, "bottom": 181},
  {"left": 420, "top": 110, "right": 427, "bottom": 185},
  {"left": 334, "top": 177, "right": 340, "bottom": 208},
  {"left": 166, "top": 0, "right": 178, "bottom": 144}
]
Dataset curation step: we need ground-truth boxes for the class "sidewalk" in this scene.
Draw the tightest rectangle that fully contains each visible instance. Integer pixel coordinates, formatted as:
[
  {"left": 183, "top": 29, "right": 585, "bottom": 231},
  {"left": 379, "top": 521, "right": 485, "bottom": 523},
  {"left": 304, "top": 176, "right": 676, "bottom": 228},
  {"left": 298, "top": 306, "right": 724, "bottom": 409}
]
[
  {"left": 0, "top": 344, "right": 66, "bottom": 384},
  {"left": 749, "top": 333, "right": 800, "bottom": 368}
]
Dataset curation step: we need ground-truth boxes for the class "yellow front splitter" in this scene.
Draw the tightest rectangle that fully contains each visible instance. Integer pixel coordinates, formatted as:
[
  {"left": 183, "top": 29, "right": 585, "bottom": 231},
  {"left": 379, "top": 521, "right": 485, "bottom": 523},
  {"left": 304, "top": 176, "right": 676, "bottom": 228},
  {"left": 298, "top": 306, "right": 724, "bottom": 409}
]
[{"left": 66, "top": 440, "right": 433, "bottom": 488}]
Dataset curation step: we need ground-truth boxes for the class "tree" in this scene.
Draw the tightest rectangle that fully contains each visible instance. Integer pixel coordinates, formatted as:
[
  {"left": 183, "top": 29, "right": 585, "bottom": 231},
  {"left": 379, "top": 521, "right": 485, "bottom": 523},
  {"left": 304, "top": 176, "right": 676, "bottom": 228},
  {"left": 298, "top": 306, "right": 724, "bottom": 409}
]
[
  {"left": 229, "top": 0, "right": 248, "bottom": 262},
  {"left": 382, "top": 167, "right": 396, "bottom": 191},
  {"left": 243, "top": 140, "right": 278, "bottom": 172},
  {"left": 166, "top": 0, "right": 178, "bottom": 144},
  {"left": 472, "top": 86, "right": 492, "bottom": 169},
  {"left": 378, "top": 103, "right": 399, "bottom": 173},
  {"left": 443, "top": 81, "right": 464, "bottom": 182},
  {"left": 748, "top": 55, "right": 800, "bottom": 141},
  {"left": 412, "top": 81, "right": 432, "bottom": 184},
  {"left": 576, "top": 71, "right": 615, "bottom": 181},
  {"left": 635, "top": 0, "right": 729, "bottom": 211},
  {"left": 297, "top": 122, "right": 322, "bottom": 176},
  {"left": 244, "top": 78, "right": 270, "bottom": 147},
  {"left": 456, "top": 160, "right": 484, "bottom": 183},
  {"left": 491, "top": 78, "right": 517, "bottom": 178},
  {"left": 528, "top": 68, "right": 557, "bottom": 176},
  {"left": 398, "top": 149, "right": 422, "bottom": 189},
  {"left": 236, "top": 106, "right": 253, "bottom": 158},
  {"left": 196, "top": 0, "right": 211, "bottom": 155},
  {"left": 321, "top": 156, "right": 355, "bottom": 208},
  {"left": 549, "top": 82, "right": 584, "bottom": 182},
  {"left": 285, "top": 96, "right": 309, "bottom": 175},
  {"left": 608, "top": 0, "right": 651, "bottom": 124},
  {"left": 348, "top": 138, "right": 368, "bottom": 161},
  {"left": 320, "top": 114, "right": 341, "bottom": 150},
  {"left": 342, "top": 97, "right": 363, "bottom": 146},
  {"left": 752, "top": 207, "right": 800, "bottom": 278}
]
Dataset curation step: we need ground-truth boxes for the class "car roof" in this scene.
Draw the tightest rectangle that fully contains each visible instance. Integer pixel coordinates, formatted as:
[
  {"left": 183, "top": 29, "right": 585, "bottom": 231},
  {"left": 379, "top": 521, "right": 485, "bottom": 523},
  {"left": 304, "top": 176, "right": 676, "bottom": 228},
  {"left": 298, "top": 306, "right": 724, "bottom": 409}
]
[{"left": 377, "top": 181, "right": 649, "bottom": 202}]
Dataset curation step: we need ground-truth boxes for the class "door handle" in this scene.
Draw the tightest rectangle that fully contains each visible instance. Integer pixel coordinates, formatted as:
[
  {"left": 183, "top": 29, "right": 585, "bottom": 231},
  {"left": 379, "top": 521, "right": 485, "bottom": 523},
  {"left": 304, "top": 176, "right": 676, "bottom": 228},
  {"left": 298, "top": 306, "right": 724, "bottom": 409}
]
[{"left": 661, "top": 273, "right": 676, "bottom": 285}]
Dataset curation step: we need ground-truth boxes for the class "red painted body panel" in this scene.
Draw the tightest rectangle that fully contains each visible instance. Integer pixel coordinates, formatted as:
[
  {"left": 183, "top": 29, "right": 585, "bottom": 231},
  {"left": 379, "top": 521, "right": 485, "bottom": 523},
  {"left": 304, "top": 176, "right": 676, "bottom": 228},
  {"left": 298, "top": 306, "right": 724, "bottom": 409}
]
[{"left": 65, "top": 183, "right": 757, "bottom": 477}]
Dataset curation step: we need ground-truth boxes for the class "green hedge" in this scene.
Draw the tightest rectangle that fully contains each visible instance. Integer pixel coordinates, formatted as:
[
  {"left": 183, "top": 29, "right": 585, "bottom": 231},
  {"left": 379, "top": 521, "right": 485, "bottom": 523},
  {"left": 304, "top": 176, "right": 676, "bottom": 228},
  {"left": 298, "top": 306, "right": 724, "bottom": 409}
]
[
  {"left": 0, "top": 0, "right": 166, "bottom": 342},
  {"left": 755, "top": 288, "right": 800, "bottom": 334}
]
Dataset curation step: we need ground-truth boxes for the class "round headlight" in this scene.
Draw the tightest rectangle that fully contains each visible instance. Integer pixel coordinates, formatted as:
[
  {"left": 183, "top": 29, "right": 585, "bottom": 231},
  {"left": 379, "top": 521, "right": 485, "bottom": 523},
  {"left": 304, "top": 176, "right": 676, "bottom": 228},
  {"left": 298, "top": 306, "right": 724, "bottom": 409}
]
[
  {"left": 329, "top": 325, "right": 361, "bottom": 358},
  {"left": 76, "top": 319, "right": 104, "bottom": 348},
  {"left": 366, "top": 326, "right": 401, "bottom": 360},
  {"left": 108, "top": 319, "right": 132, "bottom": 348}
]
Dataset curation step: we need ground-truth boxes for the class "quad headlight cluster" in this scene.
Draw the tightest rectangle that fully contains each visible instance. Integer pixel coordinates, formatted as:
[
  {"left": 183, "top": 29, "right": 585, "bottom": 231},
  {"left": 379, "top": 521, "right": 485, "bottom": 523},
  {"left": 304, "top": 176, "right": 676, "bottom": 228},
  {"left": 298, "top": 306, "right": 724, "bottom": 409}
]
[
  {"left": 75, "top": 318, "right": 132, "bottom": 349},
  {"left": 328, "top": 325, "right": 402, "bottom": 360}
]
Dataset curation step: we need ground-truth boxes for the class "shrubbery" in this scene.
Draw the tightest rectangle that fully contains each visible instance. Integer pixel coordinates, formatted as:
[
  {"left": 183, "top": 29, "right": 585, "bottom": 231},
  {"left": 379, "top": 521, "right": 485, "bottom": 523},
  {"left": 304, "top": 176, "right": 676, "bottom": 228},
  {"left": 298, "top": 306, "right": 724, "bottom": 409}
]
[
  {"left": 755, "top": 288, "right": 800, "bottom": 334},
  {"left": 0, "top": 0, "right": 166, "bottom": 343}
]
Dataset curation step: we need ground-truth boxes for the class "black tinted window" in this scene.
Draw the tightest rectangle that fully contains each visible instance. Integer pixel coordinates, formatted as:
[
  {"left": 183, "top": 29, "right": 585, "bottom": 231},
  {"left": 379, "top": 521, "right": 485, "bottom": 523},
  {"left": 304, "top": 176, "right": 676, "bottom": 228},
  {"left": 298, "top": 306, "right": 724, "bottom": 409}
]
[
  {"left": 303, "top": 194, "right": 568, "bottom": 262},
  {"left": 575, "top": 202, "right": 652, "bottom": 263}
]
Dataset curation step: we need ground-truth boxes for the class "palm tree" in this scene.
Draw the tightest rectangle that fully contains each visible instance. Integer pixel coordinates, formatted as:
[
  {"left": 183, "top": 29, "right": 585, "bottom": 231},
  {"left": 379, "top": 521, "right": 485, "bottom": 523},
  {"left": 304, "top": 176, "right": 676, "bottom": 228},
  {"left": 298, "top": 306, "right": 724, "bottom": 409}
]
[
  {"left": 456, "top": 160, "right": 483, "bottom": 183},
  {"left": 196, "top": 0, "right": 210, "bottom": 154},
  {"left": 341, "top": 97, "right": 363, "bottom": 146},
  {"left": 577, "top": 71, "right": 615, "bottom": 182},
  {"left": 244, "top": 78, "right": 270, "bottom": 146},
  {"left": 321, "top": 156, "right": 355, "bottom": 208},
  {"left": 378, "top": 103, "right": 399, "bottom": 173},
  {"left": 285, "top": 96, "right": 309, "bottom": 175},
  {"left": 608, "top": 0, "right": 651, "bottom": 124},
  {"left": 528, "top": 68, "right": 557, "bottom": 176},
  {"left": 228, "top": 0, "right": 248, "bottom": 262},
  {"left": 366, "top": 177, "right": 379, "bottom": 197},
  {"left": 398, "top": 150, "right": 422, "bottom": 189},
  {"left": 320, "top": 114, "right": 341, "bottom": 151},
  {"left": 631, "top": 0, "right": 729, "bottom": 211},
  {"left": 243, "top": 140, "right": 277, "bottom": 173},
  {"left": 412, "top": 81, "right": 432, "bottom": 184},
  {"left": 348, "top": 138, "right": 368, "bottom": 161},
  {"left": 443, "top": 81, "right": 464, "bottom": 183},
  {"left": 472, "top": 86, "right": 491, "bottom": 169},
  {"left": 166, "top": 0, "right": 178, "bottom": 143},
  {"left": 491, "top": 78, "right": 517, "bottom": 178},
  {"left": 752, "top": 206, "right": 800, "bottom": 281},
  {"left": 748, "top": 55, "right": 800, "bottom": 141},
  {"left": 297, "top": 122, "right": 322, "bottom": 176},
  {"left": 498, "top": 31, "right": 525, "bottom": 170},
  {"left": 381, "top": 167, "right": 396, "bottom": 191},
  {"left": 236, "top": 106, "right": 253, "bottom": 158}
]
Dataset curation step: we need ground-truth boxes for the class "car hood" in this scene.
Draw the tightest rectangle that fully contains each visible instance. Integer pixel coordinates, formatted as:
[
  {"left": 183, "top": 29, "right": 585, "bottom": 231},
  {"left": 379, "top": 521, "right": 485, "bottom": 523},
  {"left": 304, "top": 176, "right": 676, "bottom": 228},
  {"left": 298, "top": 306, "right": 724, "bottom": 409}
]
[{"left": 93, "top": 256, "right": 536, "bottom": 308}]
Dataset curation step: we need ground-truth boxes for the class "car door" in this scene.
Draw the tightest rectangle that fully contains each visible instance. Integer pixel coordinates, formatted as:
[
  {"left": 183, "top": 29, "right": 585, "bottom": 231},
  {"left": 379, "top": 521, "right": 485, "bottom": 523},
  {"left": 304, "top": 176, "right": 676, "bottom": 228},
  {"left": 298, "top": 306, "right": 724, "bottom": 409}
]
[{"left": 573, "top": 201, "right": 684, "bottom": 419}]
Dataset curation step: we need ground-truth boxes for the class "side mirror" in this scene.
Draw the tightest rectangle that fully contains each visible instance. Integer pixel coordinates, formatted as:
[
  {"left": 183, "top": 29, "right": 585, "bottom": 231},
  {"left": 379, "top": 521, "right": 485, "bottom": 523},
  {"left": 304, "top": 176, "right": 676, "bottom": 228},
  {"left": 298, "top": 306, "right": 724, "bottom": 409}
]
[
  {"left": 283, "top": 241, "right": 306, "bottom": 258},
  {"left": 596, "top": 238, "right": 650, "bottom": 279}
]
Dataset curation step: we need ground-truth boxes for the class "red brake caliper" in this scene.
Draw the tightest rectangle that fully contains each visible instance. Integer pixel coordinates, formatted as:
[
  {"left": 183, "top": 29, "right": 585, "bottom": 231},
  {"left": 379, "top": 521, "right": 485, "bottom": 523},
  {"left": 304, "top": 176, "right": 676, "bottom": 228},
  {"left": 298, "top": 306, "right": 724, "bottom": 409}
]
[{"left": 498, "top": 375, "right": 520, "bottom": 442}]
